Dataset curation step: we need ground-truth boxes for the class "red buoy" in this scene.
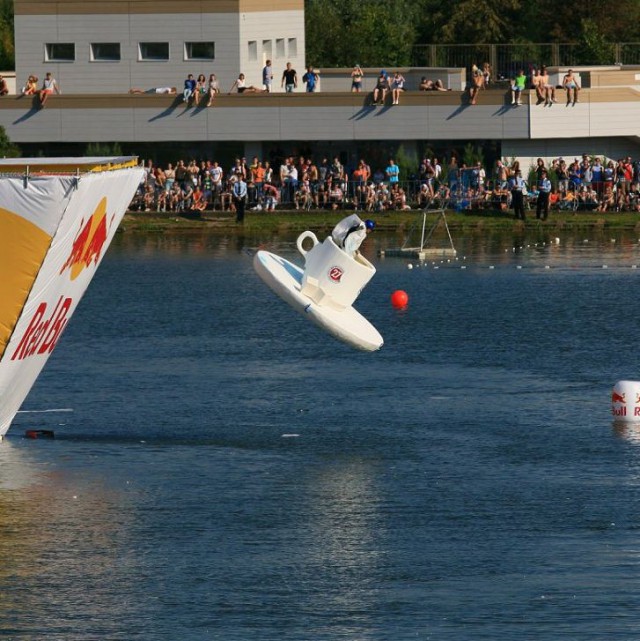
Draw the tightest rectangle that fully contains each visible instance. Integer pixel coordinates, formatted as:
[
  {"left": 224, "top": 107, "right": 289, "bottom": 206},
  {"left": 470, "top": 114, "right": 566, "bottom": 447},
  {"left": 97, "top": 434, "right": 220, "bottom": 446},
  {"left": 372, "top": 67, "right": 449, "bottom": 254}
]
[{"left": 391, "top": 290, "right": 409, "bottom": 309}]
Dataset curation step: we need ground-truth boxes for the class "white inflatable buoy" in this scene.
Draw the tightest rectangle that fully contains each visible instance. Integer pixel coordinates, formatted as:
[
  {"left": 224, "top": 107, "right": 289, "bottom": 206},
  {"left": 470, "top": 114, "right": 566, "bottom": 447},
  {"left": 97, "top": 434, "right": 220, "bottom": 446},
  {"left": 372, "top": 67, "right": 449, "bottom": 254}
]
[{"left": 612, "top": 380, "right": 640, "bottom": 422}]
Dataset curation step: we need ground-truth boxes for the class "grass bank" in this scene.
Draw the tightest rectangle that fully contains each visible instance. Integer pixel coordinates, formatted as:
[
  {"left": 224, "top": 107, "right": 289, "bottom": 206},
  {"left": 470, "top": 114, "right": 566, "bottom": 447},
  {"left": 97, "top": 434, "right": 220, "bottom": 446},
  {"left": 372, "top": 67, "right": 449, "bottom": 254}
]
[{"left": 119, "top": 209, "right": 640, "bottom": 236}]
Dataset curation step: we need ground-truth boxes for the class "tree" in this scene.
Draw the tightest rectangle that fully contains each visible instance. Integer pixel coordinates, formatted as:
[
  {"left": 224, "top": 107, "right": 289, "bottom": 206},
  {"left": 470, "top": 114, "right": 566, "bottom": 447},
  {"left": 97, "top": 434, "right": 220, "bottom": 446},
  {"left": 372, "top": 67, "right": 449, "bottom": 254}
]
[
  {"left": 0, "top": 125, "right": 20, "bottom": 158},
  {"left": 0, "top": 0, "right": 14, "bottom": 71},
  {"left": 305, "top": 0, "right": 419, "bottom": 67},
  {"left": 424, "top": 0, "right": 521, "bottom": 44}
]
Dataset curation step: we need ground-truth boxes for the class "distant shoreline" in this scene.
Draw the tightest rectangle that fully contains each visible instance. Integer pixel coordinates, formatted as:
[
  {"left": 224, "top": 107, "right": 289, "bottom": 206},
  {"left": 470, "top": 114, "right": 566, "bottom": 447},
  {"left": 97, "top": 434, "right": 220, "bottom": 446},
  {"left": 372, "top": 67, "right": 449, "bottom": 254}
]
[{"left": 120, "top": 209, "right": 640, "bottom": 236}]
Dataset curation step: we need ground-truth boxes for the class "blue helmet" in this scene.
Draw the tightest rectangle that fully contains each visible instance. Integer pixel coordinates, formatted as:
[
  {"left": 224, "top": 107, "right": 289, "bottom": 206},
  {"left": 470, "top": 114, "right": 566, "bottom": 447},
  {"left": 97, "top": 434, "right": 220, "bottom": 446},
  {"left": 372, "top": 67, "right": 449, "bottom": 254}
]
[{"left": 365, "top": 219, "right": 376, "bottom": 230}]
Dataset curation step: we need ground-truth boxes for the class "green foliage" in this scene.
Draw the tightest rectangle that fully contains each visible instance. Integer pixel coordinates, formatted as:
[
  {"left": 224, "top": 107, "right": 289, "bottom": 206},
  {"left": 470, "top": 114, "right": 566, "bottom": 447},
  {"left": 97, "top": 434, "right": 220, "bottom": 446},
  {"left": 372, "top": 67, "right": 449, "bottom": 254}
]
[
  {"left": 395, "top": 144, "right": 419, "bottom": 181},
  {"left": 462, "top": 143, "right": 483, "bottom": 168},
  {"left": 0, "top": 125, "right": 20, "bottom": 157},
  {"left": 576, "top": 19, "right": 616, "bottom": 65},
  {"left": 305, "top": 0, "right": 419, "bottom": 67},
  {"left": 85, "top": 142, "right": 123, "bottom": 156},
  {"left": 436, "top": 0, "right": 521, "bottom": 44},
  {"left": 0, "top": 0, "right": 14, "bottom": 70}
]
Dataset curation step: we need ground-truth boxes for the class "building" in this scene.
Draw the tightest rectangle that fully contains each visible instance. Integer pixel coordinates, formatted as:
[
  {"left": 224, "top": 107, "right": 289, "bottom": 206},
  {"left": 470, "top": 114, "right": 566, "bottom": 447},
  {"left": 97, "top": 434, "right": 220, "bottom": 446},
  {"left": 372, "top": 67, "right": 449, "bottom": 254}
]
[
  {"left": 0, "top": 0, "right": 639, "bottom": 169},
  {"left": 13, "top": 0, "right": 306, "bottom": 94}
]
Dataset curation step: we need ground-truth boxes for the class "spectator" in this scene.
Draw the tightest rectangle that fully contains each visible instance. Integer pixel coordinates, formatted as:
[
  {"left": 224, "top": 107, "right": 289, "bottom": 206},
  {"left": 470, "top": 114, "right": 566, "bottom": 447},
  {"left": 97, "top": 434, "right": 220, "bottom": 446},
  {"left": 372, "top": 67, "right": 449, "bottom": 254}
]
[
  {"left": 530, "top": 68, "right": 545, "bottom": 104},
  {"left": 129, "top": 86, "right": 177, "bottom": 94},
  {"left": 509, "top": 169, "right": 526, "bottom": 220},
  {"left": 420, "top": 77, "right": 448, "bottom": 91},
  {"left": 195, "top": 74, "right": 207, "bottom": 106},
  {"left": 469, "top": 64, "right": 484, "bottom": 105},
  {"left": 302, "top": 66, "right": 319, "bottom": 92},
  {"left": 386, "top": 158, "right": 399, "bottom": 184},
  {"left": 510, "top": 70, "right": 526, "bottom": 106},
  {"left": 372, "top": 71, "right": 389, "bottom": 105},
  {"left": 540, "top": 66, "right": 557, "bottom": 105},
  {"left": 563, "top": 69, "right": 580, "bottom": 105},
  {"left": 351, "top": 65, "right": 364, "bottom": 92},
  {"left": 536, "top": 169, "right": 552, "bottom": 220},
  {"left": 21, "top": 75, "right": 38, "bottom": 96},
  {"left": 206, "top": 73, "right": 219, "bottom": 107},
  {"left": 38, "top": 72, "right": 61, "bottom": 108},
  {"left": 228, "top": 73, "right": 261, "bottom": 94},
  {"left": 263, "top": 181, "right": 279, "bottom": 212},
  {"left": 482, "top": 62, "right": 492, "bottom": 86},
  {"left": 391, "top": 71, "right": 405, "bottom": 105},
  {"left": 262, "top": 59, "right": 274, "bottom": 92},
  {"left": 281, "top": 62, "right": 298, "bottom": 92},
  {"left": 232, "top": 175, "right": 248, "bottom": 223},
  {"left": 0, "top": 75, "right": 8, "bottom": 96},
  {"left": 182, "top": 74, "right": 196, "bottom": 105}
]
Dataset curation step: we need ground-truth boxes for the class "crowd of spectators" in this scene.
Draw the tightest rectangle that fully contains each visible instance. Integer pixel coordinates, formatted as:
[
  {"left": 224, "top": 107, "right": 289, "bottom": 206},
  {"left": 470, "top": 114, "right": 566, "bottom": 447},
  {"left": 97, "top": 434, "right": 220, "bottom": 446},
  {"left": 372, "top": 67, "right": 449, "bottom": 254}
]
[{"left": 128, "top": 153, "right": 640, "bottom": 216}]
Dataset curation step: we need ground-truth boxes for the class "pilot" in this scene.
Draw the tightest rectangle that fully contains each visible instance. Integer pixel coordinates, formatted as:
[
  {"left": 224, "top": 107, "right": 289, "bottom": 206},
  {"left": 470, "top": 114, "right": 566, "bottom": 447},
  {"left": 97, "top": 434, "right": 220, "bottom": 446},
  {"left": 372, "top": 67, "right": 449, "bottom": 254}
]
[{"left": 332, "top": 214, "right": 375, "bottom": 257}]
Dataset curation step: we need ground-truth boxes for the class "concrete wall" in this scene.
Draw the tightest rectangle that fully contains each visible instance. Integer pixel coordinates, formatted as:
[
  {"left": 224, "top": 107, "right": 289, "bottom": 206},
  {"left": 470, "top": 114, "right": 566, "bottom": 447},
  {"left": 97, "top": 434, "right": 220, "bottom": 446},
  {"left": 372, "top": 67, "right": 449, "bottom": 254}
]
[
  {"left": 0, "top": 88, "right": 638, "bottom": 170},
  {"left": 13, "top": 1, "right": 305, "bottom": 94},
  {"left": 318, "top": 68, "right": 466, "bottom": 93}
]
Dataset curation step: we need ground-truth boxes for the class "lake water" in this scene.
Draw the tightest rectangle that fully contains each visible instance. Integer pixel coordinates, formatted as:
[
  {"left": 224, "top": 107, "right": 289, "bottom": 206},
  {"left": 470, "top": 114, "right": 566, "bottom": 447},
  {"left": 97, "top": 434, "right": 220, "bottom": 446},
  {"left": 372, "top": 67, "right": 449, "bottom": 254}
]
[{"left": 3, "top": 229, "right": 640, "bottom": 640}]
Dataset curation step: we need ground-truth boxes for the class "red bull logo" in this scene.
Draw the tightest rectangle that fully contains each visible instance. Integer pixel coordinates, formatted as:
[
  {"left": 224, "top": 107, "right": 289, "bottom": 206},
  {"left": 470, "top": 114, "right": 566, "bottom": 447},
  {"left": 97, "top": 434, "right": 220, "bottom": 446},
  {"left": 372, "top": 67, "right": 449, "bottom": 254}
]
[
  {"left": 60, "top": 197, "right": 111, "bottom": 281},
  {"left": 11, "top": 296, "right": 72, "bottom": 361},
  {"left": 612, "top": 391, "right": 626, "bottom": 404},
  {"left": 329, "top": 266, "right": 344, "bottom": 282}
]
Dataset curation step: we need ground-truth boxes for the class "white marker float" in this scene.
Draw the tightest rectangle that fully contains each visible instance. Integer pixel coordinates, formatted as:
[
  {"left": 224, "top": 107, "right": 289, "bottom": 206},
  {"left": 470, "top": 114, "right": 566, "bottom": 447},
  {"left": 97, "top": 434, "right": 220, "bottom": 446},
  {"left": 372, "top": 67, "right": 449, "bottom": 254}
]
[
  {"left": 611, "top": 380, "right": 640, "bottom": 422},
  {"left": 254, "top": 231, "right": 383, "bottom": 352}
]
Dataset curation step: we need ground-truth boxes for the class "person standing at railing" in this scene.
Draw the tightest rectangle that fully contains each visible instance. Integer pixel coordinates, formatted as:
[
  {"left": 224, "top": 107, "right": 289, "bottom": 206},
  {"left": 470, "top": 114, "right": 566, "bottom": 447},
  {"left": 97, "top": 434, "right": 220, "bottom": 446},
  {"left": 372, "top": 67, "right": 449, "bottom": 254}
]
[
  {"left": 386, "top": 158, "right": 399, "bottom": 185},
  {"left": 351, "top": 65, "right": 364, "bottom": 92},
  {"left": 281, "top": 62, "right": 298, "bottom": 92},
  {"left": 262, "top": 59, "right": 273, "bottom": 92},
  {"left": 302, "top": 66, "right": 319, "bottom": 93}
]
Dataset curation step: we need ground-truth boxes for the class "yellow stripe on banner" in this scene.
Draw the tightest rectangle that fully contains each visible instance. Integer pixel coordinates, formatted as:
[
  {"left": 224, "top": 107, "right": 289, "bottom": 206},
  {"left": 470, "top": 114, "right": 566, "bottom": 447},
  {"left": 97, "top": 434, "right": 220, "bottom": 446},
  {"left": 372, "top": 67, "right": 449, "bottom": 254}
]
[
  {"left": 0, "top": 209, "right": 52, "bottom": 360},
  {"left": 0, "top": 159, "right": 139, "bottom": 174}
]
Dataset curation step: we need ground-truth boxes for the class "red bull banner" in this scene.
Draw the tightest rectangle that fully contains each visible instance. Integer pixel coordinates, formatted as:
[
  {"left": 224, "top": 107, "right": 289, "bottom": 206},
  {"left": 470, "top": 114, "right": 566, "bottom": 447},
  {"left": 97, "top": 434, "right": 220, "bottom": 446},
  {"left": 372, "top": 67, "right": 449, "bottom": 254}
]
[{"left": 0, "top": 160, "right": 144, "bottom": 438}]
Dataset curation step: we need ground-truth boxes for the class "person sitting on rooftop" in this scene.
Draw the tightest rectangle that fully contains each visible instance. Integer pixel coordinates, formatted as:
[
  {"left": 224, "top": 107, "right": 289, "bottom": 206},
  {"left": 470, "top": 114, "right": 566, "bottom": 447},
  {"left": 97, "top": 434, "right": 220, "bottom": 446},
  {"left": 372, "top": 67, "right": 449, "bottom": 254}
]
[
  {"left": 21, "top": 75, "right": 37, "bottom": 96},
  {"left": 510, "top": 69, "right": 526, "bottom": 106},
  {"left": 38, "top": 72, "right": 60, "bottom": 108},
  {"left": 129, "top": 87, "right": 177, "bottom": 94},
  {"left": 469, "top": 64, "right": 484, "bottom": 105},
  {"left": 182, "top": 73, "right": 196, "bottom": 105},
  {"left": 419, "top": 77, "right": 448, "bottom": 91},
  {"left": 228, "top": 73, "right": 261, "bottom": 94},
  {"left": 372, "top": 71, "right": 389, "bottom": 105},
  {"left": 563, "top": 69, "right": 580, "bottom": 105},
  {"left": 539, "top": 66, "right": 557, "bottom": 105},
  {"left": 0, "top": 75, "right": 8, "bottom": 96}
]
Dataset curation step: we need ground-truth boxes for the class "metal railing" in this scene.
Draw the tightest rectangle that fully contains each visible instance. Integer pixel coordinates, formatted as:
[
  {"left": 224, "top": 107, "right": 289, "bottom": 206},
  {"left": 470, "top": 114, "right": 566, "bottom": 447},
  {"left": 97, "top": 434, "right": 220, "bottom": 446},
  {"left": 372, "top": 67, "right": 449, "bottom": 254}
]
[{"left": 411, "top": 43, "right": 640, "bottom": 78}]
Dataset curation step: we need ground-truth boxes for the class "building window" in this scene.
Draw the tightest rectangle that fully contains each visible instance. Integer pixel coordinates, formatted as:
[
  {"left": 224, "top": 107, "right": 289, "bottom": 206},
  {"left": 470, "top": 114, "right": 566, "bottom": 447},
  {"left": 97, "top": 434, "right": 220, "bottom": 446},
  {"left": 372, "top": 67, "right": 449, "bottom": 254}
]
[
  {"left": 276, "top": 38, "right": 285, "bottom": 59},
  {"left": 139, "top": 42, "right": 169, "bottom": 61},
  {"left": 248, "top": 40, "right": 257, "bottom": 62},
  {"left": 45, "top": 43, "right": 75, "bottom": 62},
  {"left": 262, "top": 39, "right": 272, "bottom": 60},
  {"left": 185, "top": 42, "right": 215, "bottom": 61},
  {"left": 90, "top": 43, "right": 121, "bottom": 62},
  {"left": 288, "top": 38, "right": 298, "bottom": 58}
]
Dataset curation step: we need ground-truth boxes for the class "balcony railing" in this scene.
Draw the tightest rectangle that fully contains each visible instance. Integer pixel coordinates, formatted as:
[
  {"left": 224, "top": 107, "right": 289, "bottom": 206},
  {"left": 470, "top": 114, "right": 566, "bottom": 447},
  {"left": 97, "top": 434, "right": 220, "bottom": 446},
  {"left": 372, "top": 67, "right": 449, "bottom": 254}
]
[{"left": 411, "top": 43, "right": 640, "bottom": 79}]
